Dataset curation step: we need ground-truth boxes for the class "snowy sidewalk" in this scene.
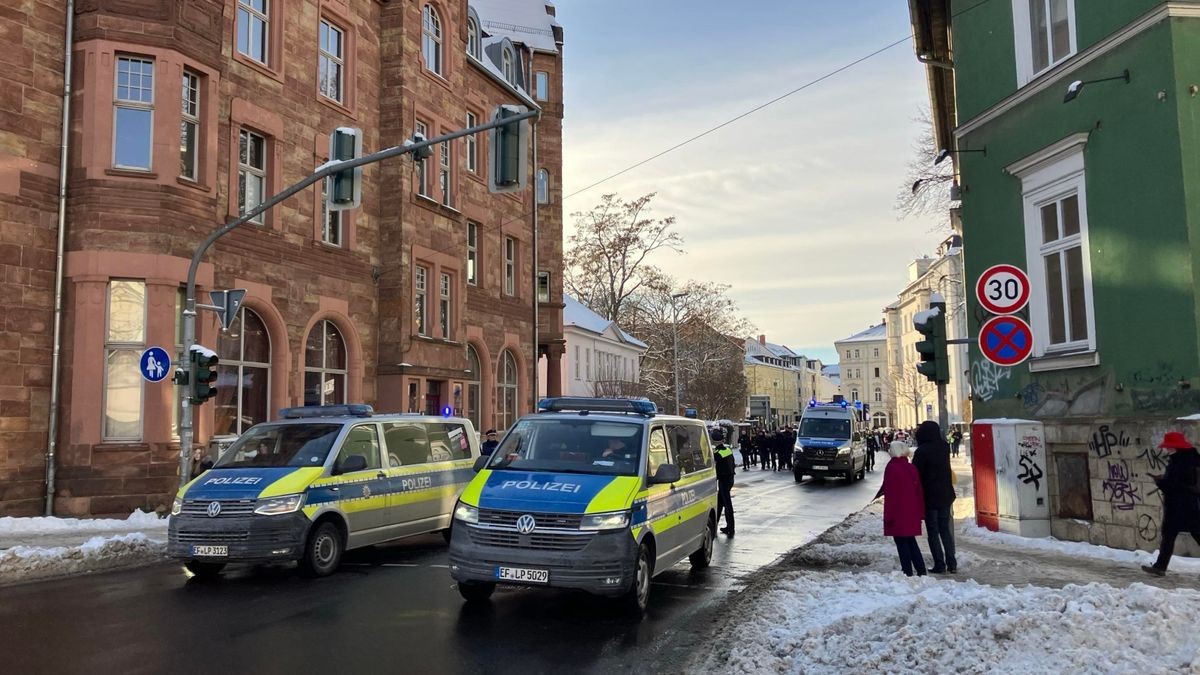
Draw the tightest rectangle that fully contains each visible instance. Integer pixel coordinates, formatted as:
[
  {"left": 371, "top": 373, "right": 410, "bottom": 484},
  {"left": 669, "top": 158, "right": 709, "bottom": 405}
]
[
  {"left": 0, "top": 511, "right": 169, "bottom": 586},
  {"left": 694, "top": 452, "right": 1200, "bottom": 674}
]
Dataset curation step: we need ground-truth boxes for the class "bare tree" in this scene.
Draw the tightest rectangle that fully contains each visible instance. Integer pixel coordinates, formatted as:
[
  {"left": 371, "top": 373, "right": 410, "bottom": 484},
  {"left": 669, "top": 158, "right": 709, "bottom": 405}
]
[
  {"left": 895, "top": 107, "right": 955, "bottom": 227},
  {"left": 889, "top": 364, "right": 935, "bottom": 426},
  {"left": 565, "top": 193, "right": 683, "bottom": 322}
]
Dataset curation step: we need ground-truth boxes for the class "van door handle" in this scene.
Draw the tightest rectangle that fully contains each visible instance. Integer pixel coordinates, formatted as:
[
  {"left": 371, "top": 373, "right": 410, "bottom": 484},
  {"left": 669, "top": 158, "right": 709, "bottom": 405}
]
[{"left": 376, "top": 471, "right": 387, "bottom": 479}]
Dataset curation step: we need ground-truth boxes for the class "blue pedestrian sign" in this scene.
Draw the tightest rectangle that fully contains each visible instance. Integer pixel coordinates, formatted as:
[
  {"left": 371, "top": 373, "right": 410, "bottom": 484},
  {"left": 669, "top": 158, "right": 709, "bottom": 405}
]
[{"left": 140, "top": 347, "right": 172, "bottom": 383}]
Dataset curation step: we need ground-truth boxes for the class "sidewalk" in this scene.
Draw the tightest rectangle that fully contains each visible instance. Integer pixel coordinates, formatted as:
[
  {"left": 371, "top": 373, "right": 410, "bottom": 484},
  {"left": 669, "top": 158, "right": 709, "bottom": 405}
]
[
  {"left": 693, "top": 452, "right": 1200, "bottom": 674},
  {"left": 0, "top": 511, "right": 169, "bottom": 586}
]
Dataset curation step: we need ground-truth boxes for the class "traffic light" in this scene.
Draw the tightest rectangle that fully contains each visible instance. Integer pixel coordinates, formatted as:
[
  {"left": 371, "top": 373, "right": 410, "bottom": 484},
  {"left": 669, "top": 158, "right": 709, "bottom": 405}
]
[
  {"left": 913, "top": 299, "right": 949, "bottom": 384},
  {"left": 489, "top": 105, "right": 529, "bottom": 193},
  {"left": 190, "top": 346, "right": 219, "bottom": 404},
  {"left": 327, "top": 127, "right": 363, "bottom": 211}
]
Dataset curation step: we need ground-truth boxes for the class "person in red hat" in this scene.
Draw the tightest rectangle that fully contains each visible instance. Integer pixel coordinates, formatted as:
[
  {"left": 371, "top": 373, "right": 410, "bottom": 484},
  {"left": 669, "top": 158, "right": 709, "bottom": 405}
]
[{"left": 1142, "top": 431, "right": 1200, "bottom": 577}]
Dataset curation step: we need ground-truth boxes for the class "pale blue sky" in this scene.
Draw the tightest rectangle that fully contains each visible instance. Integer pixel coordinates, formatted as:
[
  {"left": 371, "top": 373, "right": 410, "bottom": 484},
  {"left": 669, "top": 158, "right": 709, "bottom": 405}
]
[{"left": 553, "top": 1, "right": 946, "bottom": 364}]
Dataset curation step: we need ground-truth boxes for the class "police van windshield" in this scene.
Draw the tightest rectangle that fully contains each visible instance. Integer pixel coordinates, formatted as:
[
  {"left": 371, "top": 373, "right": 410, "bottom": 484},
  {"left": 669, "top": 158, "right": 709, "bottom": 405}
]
[
  {"left": 487, "top": 419, "right": 644, "bottom": 477},
  {"left": 798, "top": 417, "right": 852, "bottom": 440},
  {"left": 213, "top": 424, "right": 342, "bottom": 469}
]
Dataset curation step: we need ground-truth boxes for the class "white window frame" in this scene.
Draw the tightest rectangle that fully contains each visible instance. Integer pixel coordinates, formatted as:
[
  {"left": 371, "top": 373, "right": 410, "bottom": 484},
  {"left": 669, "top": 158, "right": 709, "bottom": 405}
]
[
  {"left": 217, "top": 307, "right": 273, "bottom": 436},
  {"left": 466, "top": 222, "right": 478, "bottom": 285},
  {"left": 318, "top": 19, "right": 345, "bottom": 104},
  {"left": 238, "top": 129, "right": 267, "bottom": 224},
  {"left": 535, "top": 71, "right": 549, "bottom": 101},
  {"left": 465, "top": 112, "right": 478, "bottom": 173},
  {"left": 1009, "top": 134, "right": 1097, "bottom": 364},
  {"left": 504, "top": 236, "right": 515, "bottom": 296},
  {"left": 103, "top": 280, "right": 146, "bottom": 441},
  {"left": 502, "top": 47, "right": 514, "bottom": 84},
  {"left": 114, "top": 56, "right": 155, "bottom": 171},
  {"left": 237, "top": 0, "right": 270, "bottom": 65},
  {"left": 439, "top": 139, "right": 452, "bottom": 206},
  {"left": 1012, "top": 0, "right": 1077, "bottom": 87},
  {"left": 321, "top": 168, "right": 342, "bottom": 247},
  {"left": 305, "top": 320, "right": 347, "bottom": 406},
  {"left": 439, "top": 271, "right": 452, "bottom": 339},
  {"left": 536, "top": 168, "right": 549, "bottom": 204},
  {"left": 415, "top": 265, "right": 429, "bottom": 336},
  {"left": 180, "top": 70, "right": 199, "bottom": 180},
  {"left": 574, "top": 345, "right": 580, "bottom": 380},
  {"left": 422, "top": 5, "right": 442, "bottom": 76},
  {"left": 466, "top": 14, "right": 482, "bottom": 60}
]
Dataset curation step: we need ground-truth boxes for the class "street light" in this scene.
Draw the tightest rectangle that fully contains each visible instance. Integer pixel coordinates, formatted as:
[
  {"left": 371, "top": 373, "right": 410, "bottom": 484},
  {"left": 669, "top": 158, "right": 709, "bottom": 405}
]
[{"left": 670, "top": 291, "right": 689, "bottom": 415}]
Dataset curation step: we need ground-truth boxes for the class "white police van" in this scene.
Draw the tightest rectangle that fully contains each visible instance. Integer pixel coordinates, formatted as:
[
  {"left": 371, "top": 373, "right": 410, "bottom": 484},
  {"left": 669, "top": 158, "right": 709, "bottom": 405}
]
[{"left": 169, "top": 405, "right": 479, "bottom": 578}]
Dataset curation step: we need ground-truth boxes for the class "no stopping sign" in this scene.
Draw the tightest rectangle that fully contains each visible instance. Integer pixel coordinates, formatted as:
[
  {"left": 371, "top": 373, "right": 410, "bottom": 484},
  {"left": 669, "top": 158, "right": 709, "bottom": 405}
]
[{"left": 976, "top": 264, "right": 1030, "bottom": 315}]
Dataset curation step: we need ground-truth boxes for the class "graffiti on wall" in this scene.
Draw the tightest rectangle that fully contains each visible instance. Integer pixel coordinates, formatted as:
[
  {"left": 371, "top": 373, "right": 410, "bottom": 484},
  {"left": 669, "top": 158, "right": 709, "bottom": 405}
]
[
  {"left": 1137, "top": 446, "right": 1169, "bottom": 473},
  {"left": 1016, "top": 435, "right": 1044, "bottom": 492},
  {"left": 1137, "top": 513, "right": 1159, "bottom": 543},
  {"left": 1017, "top": 375, "right": 1107, "bottom": 417},
  {"left": 971, "top": 361, "right": 1011, "bottom": 403},
  {"left": 1101, "top": 459, "right": 1141, "bottom": 511},
  {"left": 1088, "top": 425, "right": 1130, "bottom": 459}
]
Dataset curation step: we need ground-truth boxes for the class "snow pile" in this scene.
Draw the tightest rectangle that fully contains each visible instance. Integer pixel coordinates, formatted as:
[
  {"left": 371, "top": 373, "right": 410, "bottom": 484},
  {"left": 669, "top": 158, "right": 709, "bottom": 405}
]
[
  {"left": 959, "top": 522, "right": 1200, "bottom": 574},
  {"left": 713, "top": 572, "right": 1200, "bottom": 674},
  {"left": 0, "top": 509, "right": 166, "bottom": 536},
  {"left": 793, "top": 505, "right": 982, "bottom": 574},
  {"left": 0, "top": 533, "right": 167, "bottom": 585}
]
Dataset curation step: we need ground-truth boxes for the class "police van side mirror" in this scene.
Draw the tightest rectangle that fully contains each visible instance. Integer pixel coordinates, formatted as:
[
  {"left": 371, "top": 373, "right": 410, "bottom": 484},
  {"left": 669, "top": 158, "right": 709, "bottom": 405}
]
[
  {"left": 473, "top": 456, "right": 490, "bottom": 473},
  {"left": 650, "top": 464, "right": 681, "bottom": 485},
  {"left": 335, "top": 455, "right": 367, "bottom": 475}
]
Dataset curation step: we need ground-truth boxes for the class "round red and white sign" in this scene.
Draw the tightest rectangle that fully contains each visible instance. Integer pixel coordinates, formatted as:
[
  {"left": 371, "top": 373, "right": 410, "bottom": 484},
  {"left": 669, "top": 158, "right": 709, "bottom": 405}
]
[
  {"left": 979, "top": 315, "right": 1034, "bottom": 367},
  {"left": 976, "top": 264, "right": 1030, "bottom": 315}
]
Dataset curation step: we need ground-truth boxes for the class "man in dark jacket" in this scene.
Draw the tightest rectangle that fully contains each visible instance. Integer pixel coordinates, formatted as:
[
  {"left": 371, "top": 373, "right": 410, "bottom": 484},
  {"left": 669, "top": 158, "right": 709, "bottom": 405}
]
[
  {"left": 713, "top": 429, "right": 736, "bottom": 536},
  {"left": 913, "top": 420, "right": 957, "bottom": 573},
  {"left": 481, "top": 429, "right": 500, "bottom": 456},
  {"left": 1142, "top": 431, "right": 1200, "bottom": 576}
]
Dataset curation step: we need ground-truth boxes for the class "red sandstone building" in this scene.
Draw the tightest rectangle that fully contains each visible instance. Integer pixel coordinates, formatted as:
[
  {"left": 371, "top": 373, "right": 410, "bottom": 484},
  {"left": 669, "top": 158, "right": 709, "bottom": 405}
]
[{"left": 0, "top": 0, "right": 566, "bottom": 516}]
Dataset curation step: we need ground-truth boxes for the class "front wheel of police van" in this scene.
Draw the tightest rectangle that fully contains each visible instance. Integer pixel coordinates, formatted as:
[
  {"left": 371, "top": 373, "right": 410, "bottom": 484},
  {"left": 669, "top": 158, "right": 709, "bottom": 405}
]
[
  {"left": 621, "top": 542, "right": 653, "bottom": 615},
  {"left": 688, "top": 517, "right": 714, "bottom": 570},
  {"left": 184, "top": 561, "right": 226, "bottom": 579},
  {"left": 458, "top": 581, "right": 497, "bottom": 603},
  {"left": 299, "top": 521, "right": 344, "bottom": 578}
]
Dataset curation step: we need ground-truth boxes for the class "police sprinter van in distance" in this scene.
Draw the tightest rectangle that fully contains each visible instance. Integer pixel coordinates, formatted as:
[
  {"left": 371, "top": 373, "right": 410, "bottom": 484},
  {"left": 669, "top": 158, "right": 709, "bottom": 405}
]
[
  {"left": 448, "top": 397, "right": 718, "bottom": 614},
  {"left": 792, "top": 400, "right": 867, "bottom": 484},
  {"left": 168, "top": 405, "right": 479, "bottom": 578}
]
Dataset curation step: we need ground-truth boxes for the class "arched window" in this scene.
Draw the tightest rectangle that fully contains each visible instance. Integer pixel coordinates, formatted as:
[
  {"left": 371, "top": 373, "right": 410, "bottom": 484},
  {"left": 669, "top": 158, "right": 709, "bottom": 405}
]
[
  {"left": 873, "top": 387, "right": 882, "bottom": 403},
  {"left": 305, "top": 320, "right": 347, "bottom": 406},
  {"left": 497, "top": 350, "right": 518, "bottom": 431},
  {"left": 466, "top": 13, "right": 481, "bottom": 60},
  {"left": 466, "top": 345, "right": 482, "bottom": 431},
  {"left": 851, "top": 389, "right": 859, "bottom": 402},
  {"left": 502, "top": 47, "right": 514, "bottom": 83},
  {"left": 422, "top": 5, "right": 442, "bottom": 75},
  {"left": 536, "top": 169, "right": 549, "bottom": 204},
  {"left": 215, "top": 308, "right": 271, "bottom": 436}
]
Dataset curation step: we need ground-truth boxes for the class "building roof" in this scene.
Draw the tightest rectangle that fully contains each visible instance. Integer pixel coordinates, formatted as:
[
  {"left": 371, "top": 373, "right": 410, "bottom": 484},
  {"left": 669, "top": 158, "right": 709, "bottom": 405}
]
[
  {"left": 837, "top": 323, "right": 887, "bottom": 344},
  {"left": 822, "top": 364, "right": 840, "bottom": 377},
  {"left": 563, "top": 294, "right": 648, "bottom": 349},
  {"left": 472, "top": 0, "right": 560, "bottom": 53}
]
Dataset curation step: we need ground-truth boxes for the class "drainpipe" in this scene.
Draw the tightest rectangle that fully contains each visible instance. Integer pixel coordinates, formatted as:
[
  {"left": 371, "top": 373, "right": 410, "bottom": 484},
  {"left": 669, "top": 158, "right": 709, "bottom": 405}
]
[
  {"left": 531, "top": 120, "right": 539, "bottom": 408},
  {"left": 45, "top": 0, "right": 75, "bottom": 515}
]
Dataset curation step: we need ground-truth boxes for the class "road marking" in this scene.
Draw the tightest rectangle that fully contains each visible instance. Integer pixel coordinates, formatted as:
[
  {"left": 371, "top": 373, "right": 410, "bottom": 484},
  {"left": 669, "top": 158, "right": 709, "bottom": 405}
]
[{"left": 428, "top": 564, "right": 450, "bottom": 569}]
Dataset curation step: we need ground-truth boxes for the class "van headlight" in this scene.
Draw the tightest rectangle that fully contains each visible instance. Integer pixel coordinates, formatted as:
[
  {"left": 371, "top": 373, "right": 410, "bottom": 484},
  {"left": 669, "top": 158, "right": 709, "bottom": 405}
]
[
  {"left": 454, "top": 503, "right": 479, "bottom": 524},
  {"left": 171, "top": 497, "right": 183, "bottom": 516},
  {"left": 580, "top": 511, "right": 630, "bottom": 531},
  {"left": 254, "top": 494, "right": 305, "bottom": 515},
  {"left": 837, "top": 447, "right": 852, "bottom": 456}
]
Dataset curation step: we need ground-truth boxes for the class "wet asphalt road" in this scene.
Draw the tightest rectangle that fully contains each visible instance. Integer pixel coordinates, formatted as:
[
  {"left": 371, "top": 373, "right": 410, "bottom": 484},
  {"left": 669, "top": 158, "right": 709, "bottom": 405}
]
[{"left": 1, "top": 458, "right": 883, "bottom": 675}]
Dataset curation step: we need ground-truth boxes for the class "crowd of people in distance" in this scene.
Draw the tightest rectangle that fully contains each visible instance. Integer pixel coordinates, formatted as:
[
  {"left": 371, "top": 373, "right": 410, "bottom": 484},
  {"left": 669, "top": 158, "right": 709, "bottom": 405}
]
[{"left": 738, "top": 427, "right": 797, "bottom": 471}]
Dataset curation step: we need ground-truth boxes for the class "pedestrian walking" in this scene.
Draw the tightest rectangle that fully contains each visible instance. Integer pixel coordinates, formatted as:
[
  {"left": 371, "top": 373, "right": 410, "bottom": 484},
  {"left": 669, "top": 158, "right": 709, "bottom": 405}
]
[
  {"left": 189, "top": 447, "right": 213, "bottom": 480},
  {"left": 913, "top": 421, "right": 957, "bottom": 574},
  {"left": 1142, "top": 431, "right": 1200, "bottom": 577},
  {"left": 950, "top": 429, "right": 963, "bottom": 458},
  {"left": 876, "top": 440, "right": 927, "bottom": 577},
  {"left": 865, "top": 434, "right": 877, "bottom": 472},
  {"left": 713, "top": 429, "right": 736, "bottom": 536},
  {"left": 759, "top": 430, "right": 774, "bottom": 470}
]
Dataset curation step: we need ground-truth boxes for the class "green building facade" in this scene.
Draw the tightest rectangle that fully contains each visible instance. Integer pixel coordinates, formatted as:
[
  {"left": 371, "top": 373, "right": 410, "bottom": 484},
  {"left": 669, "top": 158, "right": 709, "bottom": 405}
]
[{"left": 910, "top": 0, "right": 1200, "bottom": 553}]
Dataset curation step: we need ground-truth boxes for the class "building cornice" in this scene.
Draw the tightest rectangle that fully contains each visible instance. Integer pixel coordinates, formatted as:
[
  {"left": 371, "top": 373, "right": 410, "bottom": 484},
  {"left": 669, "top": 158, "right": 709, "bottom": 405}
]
[
  {"left": 1004, "top": 132, "right": 1089, "bottom": 177},
  {"left": 956, "top": 3, "right": 1196, "bottom": 138}
]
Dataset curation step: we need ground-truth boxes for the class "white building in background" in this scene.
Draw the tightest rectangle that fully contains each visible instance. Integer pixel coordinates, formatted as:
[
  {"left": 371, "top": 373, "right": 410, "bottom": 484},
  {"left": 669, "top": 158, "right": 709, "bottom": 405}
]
[
  {"left": 820, "top": 364, "right": 842, "bottom": 401},
  {"left": 544, "top": 295, "right": 647, "bottom": 398},
  {"left": 835, "top": 324, "right": 892, "bottom": 428}
]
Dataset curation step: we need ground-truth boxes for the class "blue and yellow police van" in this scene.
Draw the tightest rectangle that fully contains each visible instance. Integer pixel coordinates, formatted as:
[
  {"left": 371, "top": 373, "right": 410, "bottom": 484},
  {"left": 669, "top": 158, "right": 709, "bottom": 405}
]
[
  {"left": 448, "top": 397, "right": 717, "bottom": 613},
  {"left": 792, "top": 400, "right": 867, "bottom": 483},
  {"left": 168, "top": 405, "right": 479, "bottom": 578}
]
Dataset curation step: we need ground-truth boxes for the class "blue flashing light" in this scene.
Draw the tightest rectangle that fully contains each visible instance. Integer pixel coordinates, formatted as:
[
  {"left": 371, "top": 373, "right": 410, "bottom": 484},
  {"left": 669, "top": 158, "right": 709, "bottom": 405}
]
[
  {"left": 840, "top": 400, "right": 849, "bottom": 409},
  {"left": 441, "top": 405, "right": 453, "bottom": 418},
  {"left": 280, "top": 404, "right": 374, "bottom": 419},
  {"left": 537, "top": 397, "right": 657, "bottom": 416},
  {"left": 808, "top": 398, "right": 818, "bottom": 408}
]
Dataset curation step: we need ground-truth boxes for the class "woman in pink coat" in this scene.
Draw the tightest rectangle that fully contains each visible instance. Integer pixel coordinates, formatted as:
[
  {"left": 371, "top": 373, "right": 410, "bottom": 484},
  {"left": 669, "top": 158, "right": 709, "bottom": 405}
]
[{"left": 875, "top": 440, "right": 928, "bottom": 576}]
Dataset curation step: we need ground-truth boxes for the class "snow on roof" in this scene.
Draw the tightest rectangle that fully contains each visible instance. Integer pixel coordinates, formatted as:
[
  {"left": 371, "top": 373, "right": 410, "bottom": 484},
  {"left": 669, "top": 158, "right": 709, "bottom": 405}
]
[
  {"left": 837, "top": 324, "right": 887, "bottom": 344},
  {"left": 563, "top": 294, "right": 647, "bottom": 349},
  {"left": 471, "top": 0, "right": 560, "bottom": 53},
  {"left": 822, "top": 364, "right": 840, "bottom": 376}
]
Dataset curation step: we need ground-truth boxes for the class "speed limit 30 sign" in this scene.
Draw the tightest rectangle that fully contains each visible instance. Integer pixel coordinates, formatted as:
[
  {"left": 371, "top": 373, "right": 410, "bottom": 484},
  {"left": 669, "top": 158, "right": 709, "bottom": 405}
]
[{"left": 976, "top": 264, "right": 1030, "bottom": 315}]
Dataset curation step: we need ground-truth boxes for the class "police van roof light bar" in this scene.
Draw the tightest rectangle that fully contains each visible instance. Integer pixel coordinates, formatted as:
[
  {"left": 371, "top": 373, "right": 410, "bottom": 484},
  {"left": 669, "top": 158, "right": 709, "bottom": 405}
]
[
  {"left": 279, "top": 404, "right": 374, "bottom": 419},
  {"left": 537, "top": 397, "right": 657, "bottom": 416}
]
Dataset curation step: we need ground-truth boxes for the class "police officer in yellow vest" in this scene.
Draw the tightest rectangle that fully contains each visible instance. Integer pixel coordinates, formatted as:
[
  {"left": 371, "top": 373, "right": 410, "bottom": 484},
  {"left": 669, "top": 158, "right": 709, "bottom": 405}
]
[{"left": 713, "top": 428, "right": 736, "bottom": 536}]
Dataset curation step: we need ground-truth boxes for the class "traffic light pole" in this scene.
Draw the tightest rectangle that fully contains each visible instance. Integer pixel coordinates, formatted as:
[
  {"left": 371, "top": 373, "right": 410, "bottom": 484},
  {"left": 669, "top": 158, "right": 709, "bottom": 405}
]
[{"left": 175, "top": 109, "right": 540, "bottom": 490}]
